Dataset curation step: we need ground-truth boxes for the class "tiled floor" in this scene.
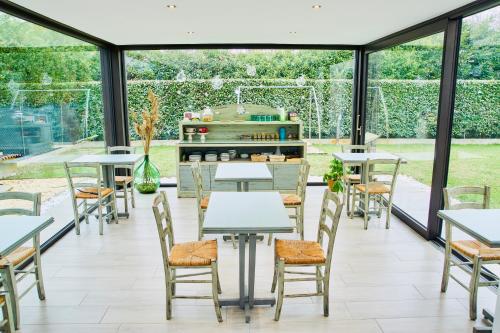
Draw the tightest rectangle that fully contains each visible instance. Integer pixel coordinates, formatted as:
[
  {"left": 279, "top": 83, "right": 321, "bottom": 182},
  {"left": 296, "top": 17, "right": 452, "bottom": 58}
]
[{"left": 15, "top": 186, "right": 496, "bottom": 332}]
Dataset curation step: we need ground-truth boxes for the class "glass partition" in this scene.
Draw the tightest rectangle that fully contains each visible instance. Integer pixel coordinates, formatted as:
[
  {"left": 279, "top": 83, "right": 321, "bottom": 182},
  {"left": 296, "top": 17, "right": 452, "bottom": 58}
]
[
  {"left": 124, "top": 49, "right": 355, "bottom": 183},
  {"left": 364, "top": 33, "right": 445, "bottom": 227},
  {"left": 0, "top": 12, "right": 105, "bottom": 240},
  {"left": 443, "top": 6, "right": 500, "bottom": 237}
]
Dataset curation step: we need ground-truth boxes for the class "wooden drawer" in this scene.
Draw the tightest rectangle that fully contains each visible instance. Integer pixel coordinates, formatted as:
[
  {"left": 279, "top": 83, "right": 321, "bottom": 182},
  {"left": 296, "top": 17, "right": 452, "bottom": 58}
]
[
  {"left": 273, "top": 164, "right": 300, "bottom": 191},
  {"left": 209, "top": 164, "right": 237, "bottom": 191},
  {"left": 178, "top": 164, "right": 210, "bottom": 191}
]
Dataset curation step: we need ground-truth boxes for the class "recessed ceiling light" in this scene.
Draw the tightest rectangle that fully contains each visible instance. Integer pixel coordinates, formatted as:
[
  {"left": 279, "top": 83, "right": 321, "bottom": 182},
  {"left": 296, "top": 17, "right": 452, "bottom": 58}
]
[
  {"left": 312, "top": 4, "right": 322, "bottom": 9},
  {"left": 166, "top": 4, "right": 176, "bottom": 9},
  {"left": 187, "top": 31, "right": 195, "bottom": 35}
]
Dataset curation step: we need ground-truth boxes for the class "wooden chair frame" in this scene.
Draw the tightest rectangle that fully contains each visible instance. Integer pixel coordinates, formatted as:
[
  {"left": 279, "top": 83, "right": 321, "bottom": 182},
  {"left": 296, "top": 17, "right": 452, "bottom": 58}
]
[
  {"left": 271, "top": 189, "right": 343, "bottom": 321},
  {"left": 0, "top": 290, "right": 14, "bottom": 333},
  {"left": 152, "top": 191, "right": 222, "bottom": 322},
  {"left": 107, "top": 146, "right": 136, "bottom": 215},
  {"left": 341, "top": 144, "right": 369, "bottom": 216},
  {"left": 0, "top": 192, "right": 44, "bottom": 330},
  {"left": 351, "top": 158, "right": 401, "bottom": 230},
  {"left": 268, "top": 159, "right": 310, "bottom": 246},
  {"left": 64, "top": 162, "right": 118, "bottom": 235},
  {"left": 440, "top": 185, "right": 497, "bottom": 320}
]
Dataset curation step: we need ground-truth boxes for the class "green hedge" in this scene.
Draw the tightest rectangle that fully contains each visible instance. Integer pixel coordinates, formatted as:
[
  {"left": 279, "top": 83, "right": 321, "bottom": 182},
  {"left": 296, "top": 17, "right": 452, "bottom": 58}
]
[
  {"left": 366, "top": 79, "right": 499, "bottom": 138},
  {"left": 1, "top": 79, "right": 498, "bottom": 140}
]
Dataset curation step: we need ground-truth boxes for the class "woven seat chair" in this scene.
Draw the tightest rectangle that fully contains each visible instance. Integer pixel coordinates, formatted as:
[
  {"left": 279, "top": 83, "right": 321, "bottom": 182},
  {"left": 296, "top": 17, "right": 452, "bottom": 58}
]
[
  {"left": 350, "top": 158, "right": 401, "bottom": 230},
  {"left": 152, "top": 191, "right": 222, "bottom": 322},
  {"left": 191, "top": 162, "right": 237, "bottom": 248},
  {"left": 0, "top": 192, "right": 44, "bottom": 329},
  {"left": 272, "top": 189, "right": 343, "bottom": 321},
  {"left": 64, "top": 162, "right": 118, "bottom": 235},
  {"left": 0, "top": 291, "right": 14, "bottom": 333},
  {"left": 441, "top": 185, "right": 497, "bottom": 320},
  {"left": 107, "top": 146, "right": 136, "bottom": 215},
  {"left": 268, "top": 159, "right": 310, "bottom": 246},
  {"left": 340, "top": 144, "right": 369, "bottom": 216}
]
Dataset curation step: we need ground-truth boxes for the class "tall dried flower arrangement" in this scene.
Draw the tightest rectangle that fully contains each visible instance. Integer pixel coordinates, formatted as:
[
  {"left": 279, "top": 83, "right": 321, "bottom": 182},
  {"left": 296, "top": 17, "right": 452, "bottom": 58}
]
[{"left": 131, "top": 89, "right": 159, "bottom": 155}]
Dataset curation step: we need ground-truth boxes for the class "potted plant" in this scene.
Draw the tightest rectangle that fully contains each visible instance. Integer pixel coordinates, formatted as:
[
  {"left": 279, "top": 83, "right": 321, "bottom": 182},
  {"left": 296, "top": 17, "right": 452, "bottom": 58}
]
[
  {"left": 323, "top": 159, "right": 345, "bottom": 193},
  {"left": 131, "top": 89, "right": 161, "bottom": 194}
]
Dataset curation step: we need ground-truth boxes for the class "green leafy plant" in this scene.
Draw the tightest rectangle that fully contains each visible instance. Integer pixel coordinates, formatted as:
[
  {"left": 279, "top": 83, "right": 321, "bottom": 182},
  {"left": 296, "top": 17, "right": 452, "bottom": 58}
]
[{"left": 323, "top": 159, "right": 345, "bottom": 193}]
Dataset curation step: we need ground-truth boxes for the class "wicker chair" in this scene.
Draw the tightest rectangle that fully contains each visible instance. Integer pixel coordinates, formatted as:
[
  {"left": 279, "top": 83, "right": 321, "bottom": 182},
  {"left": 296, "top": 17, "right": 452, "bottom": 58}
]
[
  {"left": 0, "top": 192, "right": 44, "bottom": 329},
  {"left": 351, "top": 158, "right": 401, "bottom": 230},
  {"left": 272, "top": 189, "right": 343, "bottom": 321},
  {"left": 441, "top": 185, "right": 497, "bottom": 320},
  {"left": 191, "top": 162, "right": 237, "bottom": 248},
  {"left": 268, "top": 159, "right": 310, "bottom": 246},
  {"left": 340, "top": 144, "right": 369, "bottom": 216},
  {"left": 152, "top": 191, "right": 222, "bottom": 322},
  {"left": 0, "top": 291, "right": 14, "bottom": 333},
  {"left": 107, "top": 146, "right": 136, "bottom": 215},
  {"left": 64, "top": 162, "right": 118, "bottom": 235}
]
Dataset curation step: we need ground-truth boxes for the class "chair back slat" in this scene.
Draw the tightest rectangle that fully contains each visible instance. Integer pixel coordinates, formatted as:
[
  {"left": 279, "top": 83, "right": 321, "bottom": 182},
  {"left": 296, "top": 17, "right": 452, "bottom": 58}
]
[
  {"left": 191, "top": 162, "right": 204, "bottom": 205},
  {"left": 443, "top": 186, "right": 490, "bottom": 210},
  {"left": 108, "top": 146, "right": 136, "bottom": 172},
  {"left": 0, "top": 191, "right": 41, "bottom": 216},
  {"left": 152, "top": 191, "right": 175, "bottom": 252},
  {"left": 296, "top": 159, "right": 310, "bottom": 201},
  {"left": 341, "top": 144, "right": 369, "bottom": 153},
  {"left": 317, "top": 189, "right": 343, "bottom": 274}
]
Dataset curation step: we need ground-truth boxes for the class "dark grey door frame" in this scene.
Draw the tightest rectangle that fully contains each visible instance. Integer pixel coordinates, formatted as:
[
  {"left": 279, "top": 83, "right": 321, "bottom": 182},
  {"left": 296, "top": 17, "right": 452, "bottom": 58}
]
[{"left": 100, "top": 46, "right": 130, "bottom": 147}]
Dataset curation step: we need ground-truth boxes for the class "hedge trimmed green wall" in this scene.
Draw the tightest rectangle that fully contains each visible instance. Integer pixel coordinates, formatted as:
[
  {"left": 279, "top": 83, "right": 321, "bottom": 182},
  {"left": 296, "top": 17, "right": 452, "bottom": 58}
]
[
  {"left": 366, "top": 79, "right": 500, "bottom": 138},
  {"left": 1, "top": 79, "right": 498, "bottom": 140}
]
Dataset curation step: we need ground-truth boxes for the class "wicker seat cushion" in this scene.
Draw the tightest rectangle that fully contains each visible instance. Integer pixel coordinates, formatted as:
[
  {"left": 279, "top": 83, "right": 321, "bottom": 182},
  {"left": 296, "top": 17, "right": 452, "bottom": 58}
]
[
  {"left": 115, "top": 175, "right": 133, "bottom": 184},
  {"left": 0, "top": 246, "right": 35, "bottom": 267},
  {"left": 169, "top": 239, "right": 217, "bottom": 266},
  {"left": 344, "top": 174, "right": 361, "bottom": 183},
  {"left": 75, "top": 187, "right": 113, "bottom": 199},
  {"left": 452, "top": 240, "right": 500, "bottom": 261},
  {"left": 275, "top": 239, "right": 326, "bottom": 265},
  {"left": 200, "top": 196, "right": 209, "bottom": 210},
  {"left": 281, "top": 194, "right": 302, "bottom": 206},
  {"left": 355, "top": 182, "right": 390, "bottom": 194}
]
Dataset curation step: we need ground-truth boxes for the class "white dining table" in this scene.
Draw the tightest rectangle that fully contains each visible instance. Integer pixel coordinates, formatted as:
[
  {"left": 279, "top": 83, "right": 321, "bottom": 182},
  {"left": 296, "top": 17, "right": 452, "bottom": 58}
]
[
  {"left": 214, "top": 162, "right": 272, "bottom": 192},
  {"left": 71, "top": 154, "right": 143, "bottom": 217},
  {"left": 203, "top": 191, "right": 293, "bottom": 323},
  {"left": 438, "top": 209, "right": 500, "bottom": 333}
]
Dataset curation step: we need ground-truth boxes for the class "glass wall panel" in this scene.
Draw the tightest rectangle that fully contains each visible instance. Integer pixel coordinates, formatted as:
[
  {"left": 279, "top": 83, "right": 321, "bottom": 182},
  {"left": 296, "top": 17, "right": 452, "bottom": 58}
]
[
  {"left": 443, "top": 6, "right": 500, "bottom": 238},
  {"left": 0, "top": 12, "right": 105, "bottom": 240},
  {"left": 364, "top": 33, "right": 445, "bottom": 227},
  {"left": 124, "top": 49, "right": 355, "bottom": 182}
]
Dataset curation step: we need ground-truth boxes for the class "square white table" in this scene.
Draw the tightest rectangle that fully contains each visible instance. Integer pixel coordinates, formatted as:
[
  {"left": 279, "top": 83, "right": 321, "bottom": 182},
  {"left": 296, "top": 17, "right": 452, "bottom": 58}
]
[
  {"left": 203, "top": 192, "right": 294, "bottom": 323},
  {"left": 438, "top": 209, "right": 500, "bottom": 333},
  {"left": 71, "top": 154, "right": 143, "bottom": 217},
  {"left": 214, "top": 163, "right": 272, "bottom": 192},
  {"left": 0, "top": 215, "right": 54, "bottom": 327}
]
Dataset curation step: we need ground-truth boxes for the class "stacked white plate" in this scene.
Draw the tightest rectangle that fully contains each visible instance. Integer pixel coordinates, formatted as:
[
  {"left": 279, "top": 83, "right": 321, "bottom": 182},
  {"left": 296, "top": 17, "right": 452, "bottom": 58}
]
[
  {"left": 205, "top": 153, "right": 218, "bottom": 162},
  {"left": 189, "top": 154, "right": 202, "bottom": 162},
  {"left": 220, "top": 153, "right": 230, "bottom": 162}
]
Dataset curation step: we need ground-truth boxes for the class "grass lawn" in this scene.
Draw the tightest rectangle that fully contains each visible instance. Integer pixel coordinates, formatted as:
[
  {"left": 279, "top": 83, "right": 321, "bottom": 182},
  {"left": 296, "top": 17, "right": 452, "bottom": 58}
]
[{"left": 6, "top": 142, "right": 499, "bottom": 207}]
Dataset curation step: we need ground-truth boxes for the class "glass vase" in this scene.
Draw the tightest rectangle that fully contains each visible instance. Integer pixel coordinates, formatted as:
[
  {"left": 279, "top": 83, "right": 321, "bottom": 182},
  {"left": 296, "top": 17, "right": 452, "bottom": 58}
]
[{"left": 134, "top": 155, "right": 160, "bottom": 194}]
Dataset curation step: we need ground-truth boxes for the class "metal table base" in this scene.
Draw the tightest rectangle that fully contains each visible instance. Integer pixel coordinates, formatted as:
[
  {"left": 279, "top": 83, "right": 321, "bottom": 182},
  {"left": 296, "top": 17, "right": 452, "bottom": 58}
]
[
  {"left": 218, "top": 233, "right": 275, "bottom": 323},
  {"left": 473, "top": 309, "right": 495, "bottom": 333}
]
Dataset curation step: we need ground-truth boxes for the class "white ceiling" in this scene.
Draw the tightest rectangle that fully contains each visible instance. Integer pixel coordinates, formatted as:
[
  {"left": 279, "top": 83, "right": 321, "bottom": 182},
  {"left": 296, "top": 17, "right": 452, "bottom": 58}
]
[{"left": 11, "top": 0, "right": 475, "bottom": 45}]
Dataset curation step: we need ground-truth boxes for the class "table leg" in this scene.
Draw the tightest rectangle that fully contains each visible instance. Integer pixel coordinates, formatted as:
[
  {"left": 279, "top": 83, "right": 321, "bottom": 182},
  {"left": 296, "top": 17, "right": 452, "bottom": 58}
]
[
  {"left": 102, "top": 164, "right": 129, "bottom": 218},
  {"left": 237, "top": 182, "right": 243, "bottom": 192},
  {"left": 238, "top": 233, "right": 246, "bottom": 309},
  {"left": 243, "top": 181, "right": 249, "bottom": 192},
  {"left": 248, "top": 234, "right": 256, "bottom": 308}
]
